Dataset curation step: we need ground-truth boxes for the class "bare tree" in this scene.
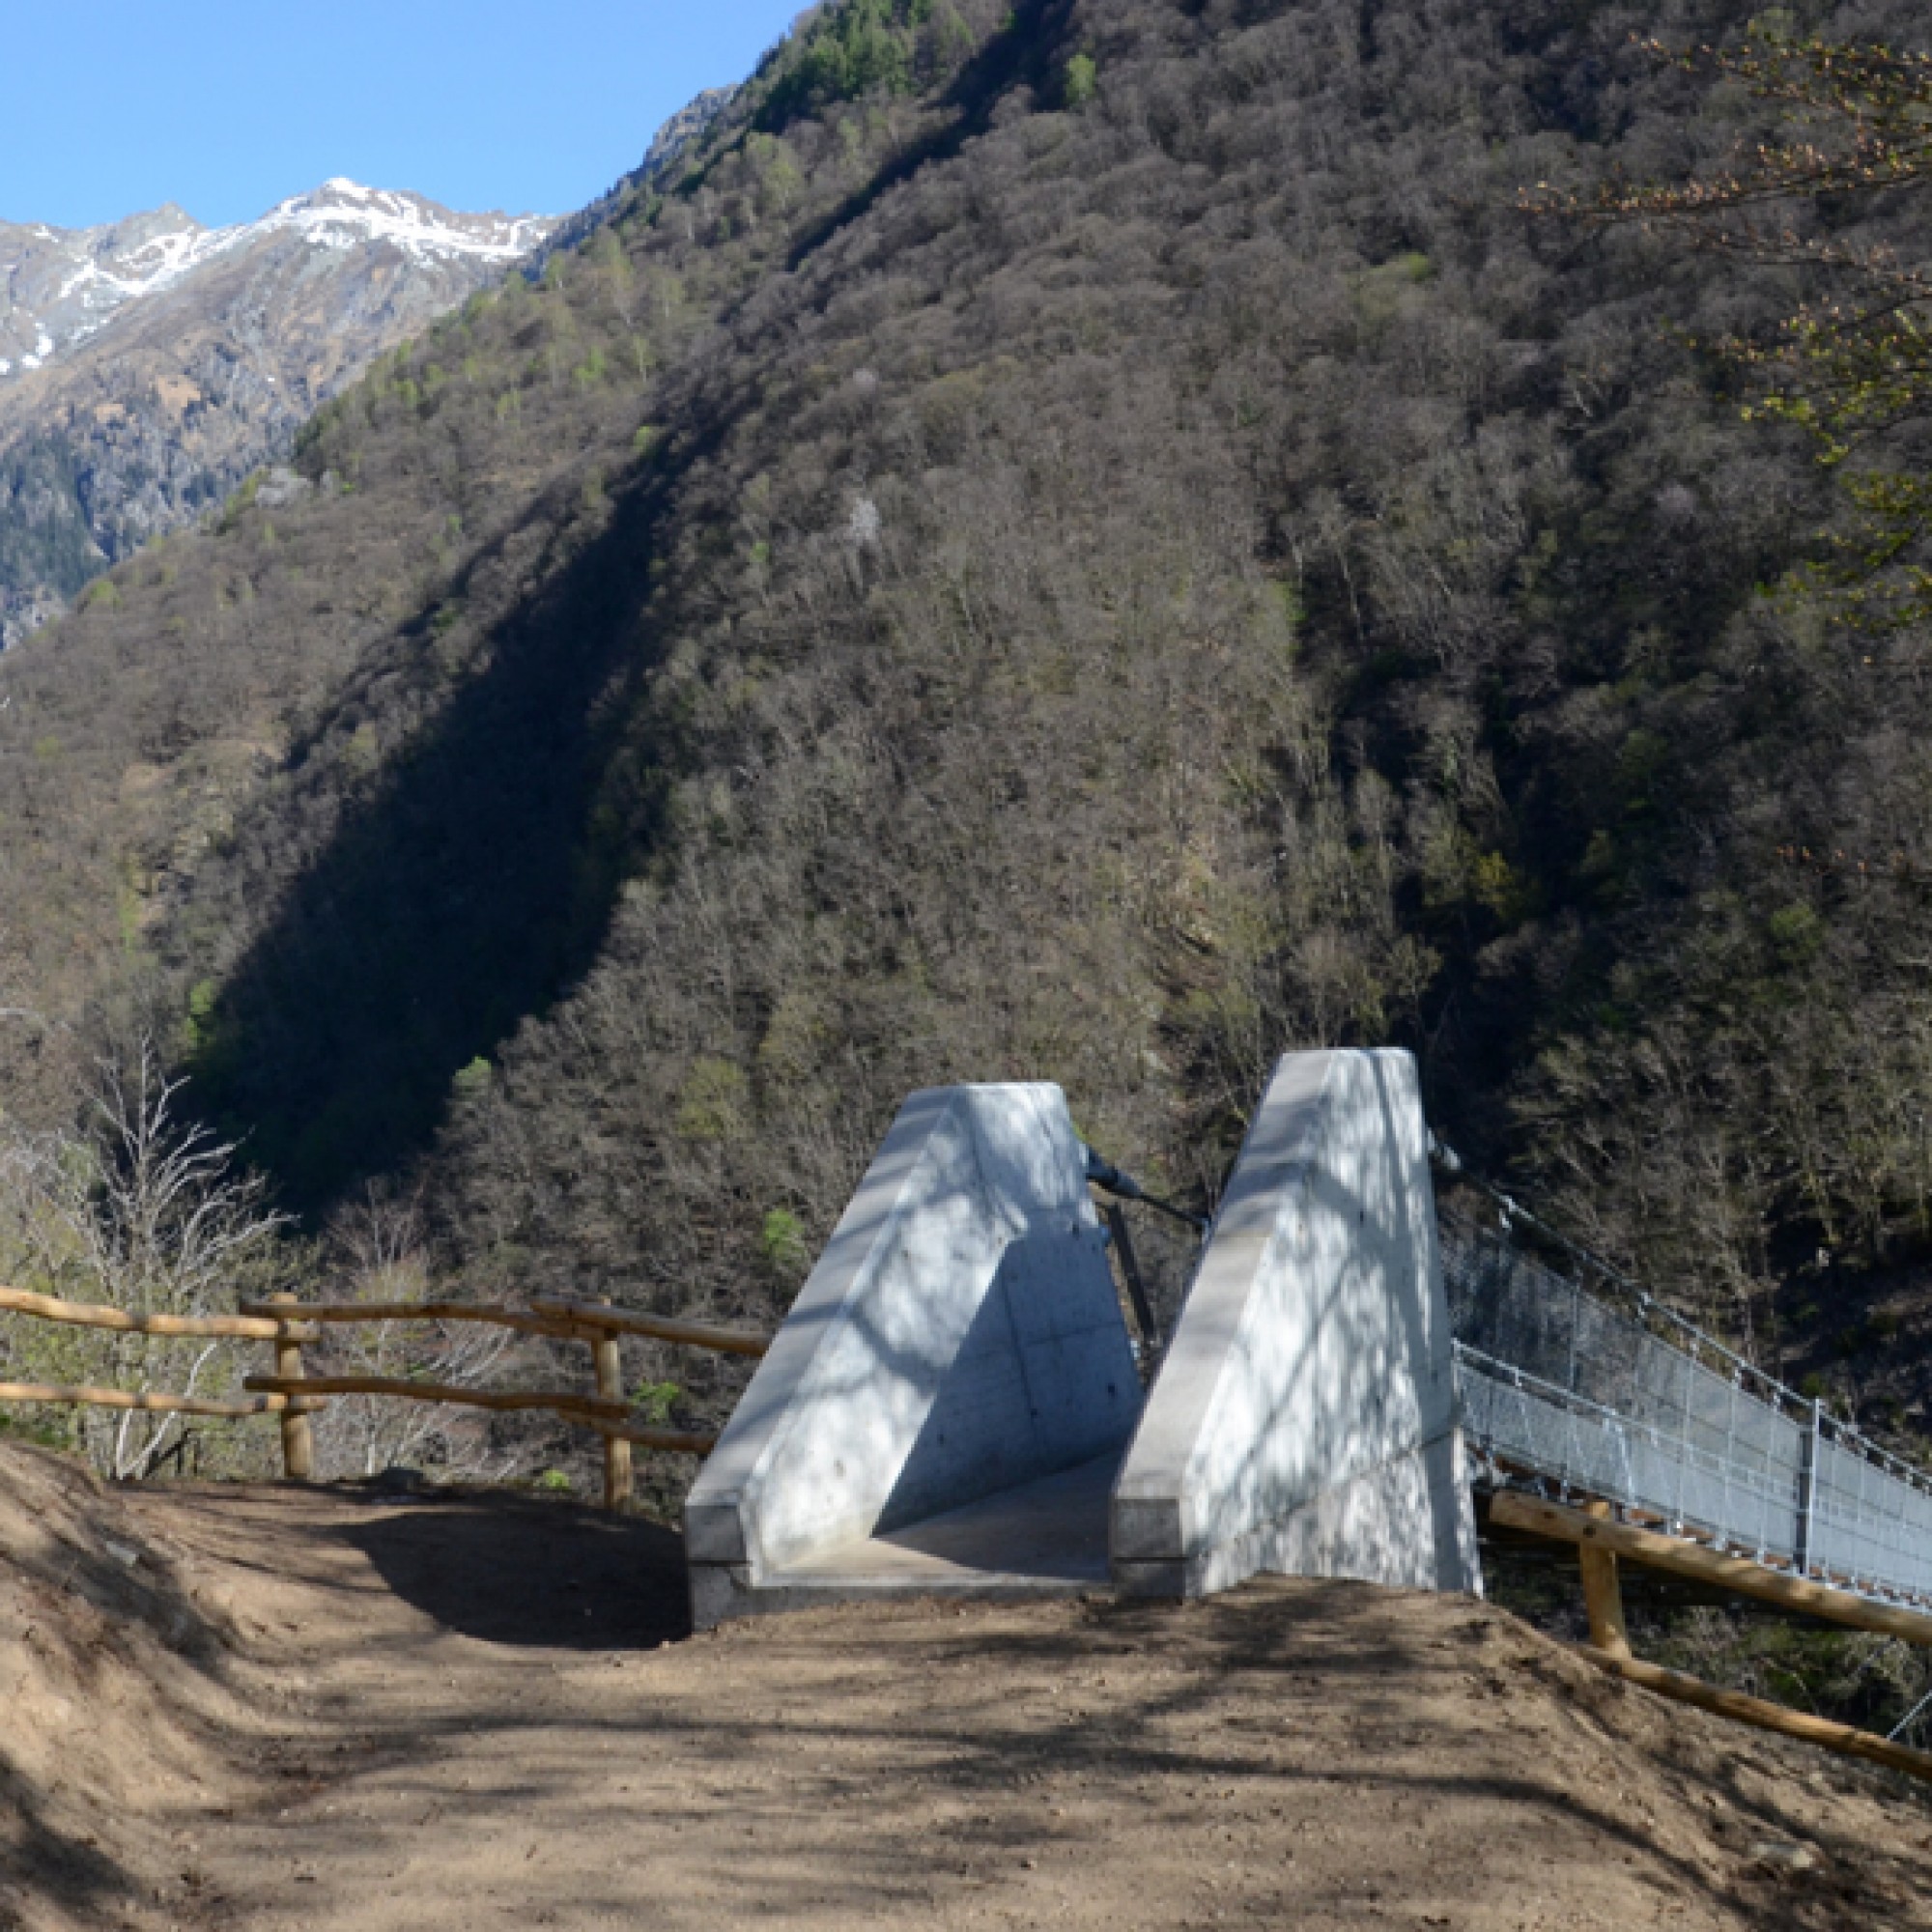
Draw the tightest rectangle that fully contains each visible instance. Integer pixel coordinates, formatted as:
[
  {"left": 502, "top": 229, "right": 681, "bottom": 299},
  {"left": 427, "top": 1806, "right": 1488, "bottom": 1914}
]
[
  {"left": 0, "top": 1034, "right": 291, "bottom": 1480},
  {"left": 308, "top": 1182, "right": 526, "bottom": 1485}
]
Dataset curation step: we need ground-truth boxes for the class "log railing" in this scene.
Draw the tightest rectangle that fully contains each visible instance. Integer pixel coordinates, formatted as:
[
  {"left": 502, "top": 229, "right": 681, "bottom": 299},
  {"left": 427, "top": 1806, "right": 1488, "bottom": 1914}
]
[
  {"left": 0, "top": 1287, "right": 768, "bottom": 1509},
  {"left": 1491, "top": 1489, "right": 1932, "bottom": 1785},
  {"left": 0, "top": 1285, "right": 321, "bottom": 1343}
]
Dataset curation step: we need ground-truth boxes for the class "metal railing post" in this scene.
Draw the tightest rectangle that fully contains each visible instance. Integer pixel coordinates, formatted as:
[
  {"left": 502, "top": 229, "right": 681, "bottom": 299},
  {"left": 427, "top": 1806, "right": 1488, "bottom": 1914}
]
[
  {"left": 1796, "top": 1398, "right": 1822, "bottom": 1579},
  {"left": 1101, "top": 1201, "right": 1158, "bottom": 1354}
]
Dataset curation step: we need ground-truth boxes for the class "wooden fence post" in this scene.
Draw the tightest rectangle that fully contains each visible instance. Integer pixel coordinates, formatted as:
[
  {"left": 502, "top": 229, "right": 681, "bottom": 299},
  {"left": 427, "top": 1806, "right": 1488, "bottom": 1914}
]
[
  {"left": 1578, "top": 1497, "right": 1630, "bottom": 1659},
  {"left": 593, "top": 1308, "right": 632, "bottom": 1513},
  {"left": 270, "top": 1293, "right": 313, "bottom": 1483}
]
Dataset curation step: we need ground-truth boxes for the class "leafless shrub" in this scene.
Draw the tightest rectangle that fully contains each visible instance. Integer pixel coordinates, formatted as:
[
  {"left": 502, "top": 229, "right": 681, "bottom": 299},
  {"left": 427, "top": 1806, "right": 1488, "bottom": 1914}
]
[{"left": 307, "top": 1183, "right": 528, "bottom": 1485}]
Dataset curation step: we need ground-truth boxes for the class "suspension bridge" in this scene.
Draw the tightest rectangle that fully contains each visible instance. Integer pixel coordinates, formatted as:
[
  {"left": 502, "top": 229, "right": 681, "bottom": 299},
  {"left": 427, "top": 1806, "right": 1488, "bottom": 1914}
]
[
  {"left": 682, "top": 1046, "right": 1932, "bottom": 1775},
  {"left": 686, "top": 1048, "right": 1932, "bottom": 1623},
  {"left": 1445, "top": 1211, "right": 1932, "bottom": 1613}
]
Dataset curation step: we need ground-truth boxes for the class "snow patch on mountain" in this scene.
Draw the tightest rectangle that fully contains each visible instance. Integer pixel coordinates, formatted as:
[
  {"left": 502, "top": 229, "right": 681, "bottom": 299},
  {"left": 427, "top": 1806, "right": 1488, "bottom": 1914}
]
[{"left": 251, "top": 181, "right": 554, "bottom": 264}]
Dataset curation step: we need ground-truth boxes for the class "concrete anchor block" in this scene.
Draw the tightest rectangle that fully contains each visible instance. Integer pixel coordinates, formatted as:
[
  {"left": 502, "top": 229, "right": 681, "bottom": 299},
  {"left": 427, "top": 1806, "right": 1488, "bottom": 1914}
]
[
  {"left": 1110, "top": 1048, "right": 1481, "bottom": 1598},
  {"left": 684, "top": 1082, "right": 1141, "bottom": 1626}
]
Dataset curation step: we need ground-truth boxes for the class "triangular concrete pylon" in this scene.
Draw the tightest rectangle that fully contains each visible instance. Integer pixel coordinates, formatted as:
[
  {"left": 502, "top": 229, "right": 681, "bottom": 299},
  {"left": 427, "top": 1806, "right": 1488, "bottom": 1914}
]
[
  {"left": 1113, "top": 1049, "right": 1481, "bottom": 1597},
  {"left": 685, "top": 1083, "right": 1141, "bottom": 1628}
]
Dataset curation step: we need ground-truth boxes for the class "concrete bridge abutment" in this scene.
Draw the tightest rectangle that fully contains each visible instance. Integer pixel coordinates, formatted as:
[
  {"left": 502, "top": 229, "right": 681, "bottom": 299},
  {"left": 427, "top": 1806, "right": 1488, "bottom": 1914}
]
[{"left": 684, "top": 1052, "right": 1480, "bottom": 1627}]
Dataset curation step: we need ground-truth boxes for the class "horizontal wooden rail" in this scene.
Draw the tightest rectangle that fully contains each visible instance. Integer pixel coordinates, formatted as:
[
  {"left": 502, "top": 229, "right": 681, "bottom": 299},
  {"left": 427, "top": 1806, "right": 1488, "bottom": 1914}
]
[
  {"left": 593, "top": 1420, "right": 720, "bottom": 1455},
  {"left": 246, "top": 1375, "right": 624, "bottom": 1424},
  {"left": 0, "top": 1379, "right": 305, "bottom": 1419},
  {"left": 233, "top": 1293, "right": 771, "bottom": 1356},
  {"left": 529, "top": 1295, "right": 771, "bottom": 1357},
  {"left": 239, "top": 1298, "right": 578, "bottom": 1342},
  {"left": 246, "top": 1375, "right": 715, "bottom": 1458},
  {"left": 0, "top": 1286, "right": 317, "bottom": 1343},
  {"left": 1490, "top": 1491, "right": 1932, "bottom": 1646},
  {"left": 1575, "top": 1642, "right": 1932, "bottom": 1785},
  {"left": 0, "top": 1289, "right": 730, "bottom": 1497}
]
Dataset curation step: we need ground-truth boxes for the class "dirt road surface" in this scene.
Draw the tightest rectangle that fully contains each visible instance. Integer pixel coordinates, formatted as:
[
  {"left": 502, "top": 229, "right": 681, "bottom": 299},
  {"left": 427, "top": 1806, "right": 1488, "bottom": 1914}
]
[{"left": 4, "top": 1449, "right": 1931, "bottom": 1930}]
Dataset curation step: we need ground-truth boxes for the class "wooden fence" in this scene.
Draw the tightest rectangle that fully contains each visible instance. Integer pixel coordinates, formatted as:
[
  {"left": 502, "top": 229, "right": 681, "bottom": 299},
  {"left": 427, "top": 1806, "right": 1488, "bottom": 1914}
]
[
  {"left": 0, "top": 1285, "right": 767, "bottom": 1510},
  {"left": 1491, "top": 1490, "right": 1932, "bottom": 1785}
]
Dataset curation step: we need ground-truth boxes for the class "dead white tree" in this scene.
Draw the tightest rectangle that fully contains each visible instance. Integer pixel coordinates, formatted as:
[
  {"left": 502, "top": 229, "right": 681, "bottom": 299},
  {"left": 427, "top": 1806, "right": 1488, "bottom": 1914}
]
[{"left": 0, "top": 1035, "right": 291, "bottom": 1480}]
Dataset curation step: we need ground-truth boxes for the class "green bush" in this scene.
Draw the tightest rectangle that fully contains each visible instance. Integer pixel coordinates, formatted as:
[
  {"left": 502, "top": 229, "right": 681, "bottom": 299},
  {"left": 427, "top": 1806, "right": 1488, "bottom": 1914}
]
[
  {"left": 674, "top": 1059, "right": 750, "bottom": 1143},
  {"left": 760, "top": 1208, "right": 810, "bottom": 1277},
  {"left": 633, "top": 1379, "right": 682, "bottom": 1424}
]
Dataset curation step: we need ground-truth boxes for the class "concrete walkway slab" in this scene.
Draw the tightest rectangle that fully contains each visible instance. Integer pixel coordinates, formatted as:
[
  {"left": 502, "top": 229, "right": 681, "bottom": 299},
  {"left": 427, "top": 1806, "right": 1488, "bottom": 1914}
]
[{"left": 772, "top": 1451, "right": 1120, "bottom": 1593}]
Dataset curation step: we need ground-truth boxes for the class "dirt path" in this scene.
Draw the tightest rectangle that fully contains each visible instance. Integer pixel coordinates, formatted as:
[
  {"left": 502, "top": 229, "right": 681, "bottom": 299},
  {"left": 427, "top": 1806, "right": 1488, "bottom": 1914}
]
[{"left": 7, "top": 1463, "right": 1932, "bottom": 1930}]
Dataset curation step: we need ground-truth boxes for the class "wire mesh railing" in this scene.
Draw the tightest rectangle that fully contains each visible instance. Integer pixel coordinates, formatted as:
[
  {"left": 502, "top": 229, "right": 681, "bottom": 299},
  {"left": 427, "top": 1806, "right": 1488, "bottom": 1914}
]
[{"left": 1442, "top": 1219, "right": 1932, "bottom": 1608}]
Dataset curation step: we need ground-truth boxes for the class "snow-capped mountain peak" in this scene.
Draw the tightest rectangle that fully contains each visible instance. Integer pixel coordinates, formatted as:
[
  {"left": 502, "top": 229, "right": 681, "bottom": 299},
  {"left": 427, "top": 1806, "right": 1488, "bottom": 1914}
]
[
  {"left": 249, "top": 180, "right": 554, "bottom": 264},
  {"left": 0, "top": 182, "right": 560, "bottom": 646},
  {"left": 0, "top": 183, "right": 554, "bottom": 383}
]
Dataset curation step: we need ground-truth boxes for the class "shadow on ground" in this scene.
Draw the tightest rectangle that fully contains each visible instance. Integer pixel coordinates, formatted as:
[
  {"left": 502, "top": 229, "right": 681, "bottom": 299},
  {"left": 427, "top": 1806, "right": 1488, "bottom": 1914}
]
[{"left": 331, "top": 1491, "right": 692, "bottom": 1651}]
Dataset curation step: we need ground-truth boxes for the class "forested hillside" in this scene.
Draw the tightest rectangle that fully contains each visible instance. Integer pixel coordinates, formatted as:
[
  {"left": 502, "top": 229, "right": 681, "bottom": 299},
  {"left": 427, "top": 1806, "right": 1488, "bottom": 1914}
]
[{"left": 2, "top": 0, "right": 1930, "bottom": 1448}]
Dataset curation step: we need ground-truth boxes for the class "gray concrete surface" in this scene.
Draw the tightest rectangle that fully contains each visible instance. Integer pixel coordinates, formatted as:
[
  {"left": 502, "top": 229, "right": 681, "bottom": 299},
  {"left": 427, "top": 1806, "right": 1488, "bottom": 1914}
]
[
  {"left": 1112, "top": 1049, "right": 1481, "bottom": 1598},
  {"left": 685, "top": 1083, "right": 1141, "bottom": 1627},
  {"left": 690, "top": 1452, "right": 1120, "bottom": 1628}
]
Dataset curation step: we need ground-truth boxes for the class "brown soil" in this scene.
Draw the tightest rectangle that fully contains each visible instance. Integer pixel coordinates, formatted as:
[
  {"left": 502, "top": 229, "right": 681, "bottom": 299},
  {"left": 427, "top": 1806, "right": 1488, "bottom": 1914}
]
[{"left": 3, "top": 1441, "right": 1930, "bottom": 1932}]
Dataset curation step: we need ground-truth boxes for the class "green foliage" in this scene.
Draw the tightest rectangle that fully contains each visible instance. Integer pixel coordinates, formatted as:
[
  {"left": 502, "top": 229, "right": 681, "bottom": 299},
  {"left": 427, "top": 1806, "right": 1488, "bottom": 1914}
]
[
  {"left": 632, "top": 1379, "right": 682, "bottom": 1424},
  {"left": 183, "top": 979, "right": 220, "bottom": 1055},
  {"left": 1470, "top": 852, "right": 1535, "bottom": 927},
  {"left": 536, "top": 1467, "right": 573, "bottom": 1493},
  {"left": 1767, "top": 902, "right": 1824, "bottom": 962},
  {"left": 745, "top": 132, "right": 807, "bottom": 213},
  {"left": 759, "top": 1208, "right": 810, "bottom": 1277},
  {"left": 452, "top": 1057, "right": 494, "bottom": 1102},
  {"left": 753, "top": 0, "right": 961, "bottom": 129},
  {"left": 674, "top": 1060, "right": 750, "bottom": 1143},
  {"left": 0, "top": 1406, "right": 71, "bottom": 1450},
  {"left": 1063, "top": 54, "right": 1097, "bottom": 109}
]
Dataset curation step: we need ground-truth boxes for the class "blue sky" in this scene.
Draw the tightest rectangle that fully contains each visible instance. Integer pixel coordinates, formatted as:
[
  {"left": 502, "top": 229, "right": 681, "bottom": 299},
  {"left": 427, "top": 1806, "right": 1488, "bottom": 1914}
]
[{"left": 2, "top": 2, "right": 808, "bottom": 230}]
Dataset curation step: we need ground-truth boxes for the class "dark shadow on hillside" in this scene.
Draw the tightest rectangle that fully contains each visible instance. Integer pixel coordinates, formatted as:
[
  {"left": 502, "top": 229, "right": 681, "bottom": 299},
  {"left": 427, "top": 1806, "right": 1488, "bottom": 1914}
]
[
  {"left": 334, "top": 1492, "right": 692, "bottom": 1651},
  {"left": 782, "top": 0, "right": 1074, "bottom": 276},
  {"left": 190, "top": 448, "right": 686, "bottom": 1215},
  {"left": 189, "top": 10, "right": 1084, "bottom": 1220}
]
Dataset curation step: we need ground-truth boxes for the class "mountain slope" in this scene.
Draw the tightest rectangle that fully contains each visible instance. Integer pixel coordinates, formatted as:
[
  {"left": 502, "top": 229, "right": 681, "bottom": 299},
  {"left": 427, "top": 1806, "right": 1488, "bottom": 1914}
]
[
  {"left": 2, "top": 0, "right": 1931, "bottom": 1446},
  {"left": 0, "top": 184, "right": 554, "bottom": 644}
]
